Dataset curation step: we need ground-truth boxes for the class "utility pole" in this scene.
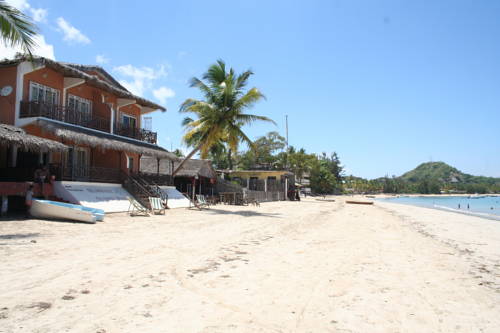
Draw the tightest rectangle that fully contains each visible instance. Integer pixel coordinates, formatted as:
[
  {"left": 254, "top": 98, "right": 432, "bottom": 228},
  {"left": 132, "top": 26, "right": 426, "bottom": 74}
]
[
  {"left": 285, "top": 115, "right": 289, "bottom": 151},
  {"left": 285, "top": 115, "right": 289, "bottom": 170}
]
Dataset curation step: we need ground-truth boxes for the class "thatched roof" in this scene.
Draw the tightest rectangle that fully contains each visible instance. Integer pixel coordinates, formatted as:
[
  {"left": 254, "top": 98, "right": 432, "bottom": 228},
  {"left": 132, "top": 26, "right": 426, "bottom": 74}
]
[
  {"left": 0, "top": 123, "right": 68, "bottom": 152},
  {"left": 0, "top": 57, "right": 165, "bottom": 112},
  {"left": 141, "top": 156, "right": 216, "bottom": 179},
  {"left": 35, "top": 119, "right": 178, "bottom": 159},
  {"left": 61, "top": 63, "right": 128, "bottom": 91},
  {"left": 174, "top": 159, "right": 217, "bottom": 179}
]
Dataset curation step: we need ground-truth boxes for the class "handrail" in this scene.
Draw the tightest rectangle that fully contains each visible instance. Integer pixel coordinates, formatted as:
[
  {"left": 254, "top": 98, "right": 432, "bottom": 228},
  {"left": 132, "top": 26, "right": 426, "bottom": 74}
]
[{"left": 20, "top": 100, "right": 157, "bottom": 144}]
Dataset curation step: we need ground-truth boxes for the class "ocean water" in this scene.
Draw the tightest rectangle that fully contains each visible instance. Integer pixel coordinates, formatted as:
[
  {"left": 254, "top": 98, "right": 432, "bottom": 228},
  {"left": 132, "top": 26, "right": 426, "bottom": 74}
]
[{"left": 380, "top": 195, "right": 500, "bottom": 219}]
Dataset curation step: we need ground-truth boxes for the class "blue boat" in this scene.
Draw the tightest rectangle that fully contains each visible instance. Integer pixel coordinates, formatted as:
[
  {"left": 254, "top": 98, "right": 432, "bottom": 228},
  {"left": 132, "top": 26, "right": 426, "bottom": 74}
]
[{"left": 30, "top": 199, "right": 105, "bottom": 223}]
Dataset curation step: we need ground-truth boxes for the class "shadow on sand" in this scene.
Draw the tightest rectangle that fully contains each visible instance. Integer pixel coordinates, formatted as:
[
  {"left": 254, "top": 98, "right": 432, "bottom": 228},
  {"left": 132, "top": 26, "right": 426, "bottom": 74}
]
[
  {"left": 0, "top": 232, "right": 40, "bottom": 240},
  {"left": 203, "top": 208, "right": 282, "bottom": 218}
]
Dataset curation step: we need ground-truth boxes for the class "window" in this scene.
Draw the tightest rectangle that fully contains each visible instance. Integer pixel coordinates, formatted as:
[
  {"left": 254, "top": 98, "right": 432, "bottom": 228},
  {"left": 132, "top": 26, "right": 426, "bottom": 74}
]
[
  {"left": 249, "top": 176, "right": 259, "bottom": 190},
  {"left": 29, "top": 82, "right": 60, "bottom": 104},
  {"left": 127, "top": 156, "right": 134, "bottom": 171},
  {"left": 121, "top": 114, "right": 137, "bottom": 129},
  {"left": 68, "top": 94, "right": 92, "bottom": 119}
]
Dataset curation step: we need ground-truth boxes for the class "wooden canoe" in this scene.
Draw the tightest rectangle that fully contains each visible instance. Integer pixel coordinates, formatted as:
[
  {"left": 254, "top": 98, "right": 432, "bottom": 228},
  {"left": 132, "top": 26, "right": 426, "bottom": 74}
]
[{"left": 346, "top": 200, "right": 374, "bottom": 205}]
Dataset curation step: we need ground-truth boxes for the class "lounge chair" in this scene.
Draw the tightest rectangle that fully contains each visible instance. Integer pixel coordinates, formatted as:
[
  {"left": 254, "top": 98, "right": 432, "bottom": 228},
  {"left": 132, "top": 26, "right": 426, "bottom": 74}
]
[
  {"left": 196, "top": 194, "right": 210, "bottom": 209},
  {"left": 128, "top": 197, "right": 149, "bottom": 216},
  {"left": 149, "top": 197, "right": 166, "bottom": 215}
]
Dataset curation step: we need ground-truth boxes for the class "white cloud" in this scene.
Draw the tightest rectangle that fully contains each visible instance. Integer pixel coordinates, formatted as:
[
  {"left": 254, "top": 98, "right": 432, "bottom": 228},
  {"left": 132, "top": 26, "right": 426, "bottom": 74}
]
[
  {"left": 31, "top": 8, "right": 48, "bottom": 23},
  {"left": 113, "top": 64, "right": 167, "bottom": 96},
  {"left": 6, "top": 0, "right": 29, "bottom": 10},
  {"left": 56, "top": 17, "right": 91, "bottom": 44},
  {"left": 153, "top": 86, "right": 175, "bottom": 104},
  {"left": 95, "top": 54, "right": 109, "bottom": 64},
  {"left": 7, "top": 0, "right": 47, "bottom": 23},
  {"left": 1, "top": 1, "right": 54, "bottom": 59},
  {"left": 0, "top": 34, "right": 55, "bottom": 60}
]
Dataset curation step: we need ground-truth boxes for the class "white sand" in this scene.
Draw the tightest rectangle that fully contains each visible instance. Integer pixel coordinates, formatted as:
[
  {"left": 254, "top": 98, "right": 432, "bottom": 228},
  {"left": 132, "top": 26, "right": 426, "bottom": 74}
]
[{"left": 0, "top": 197, "right": 499, "bottom": 332}]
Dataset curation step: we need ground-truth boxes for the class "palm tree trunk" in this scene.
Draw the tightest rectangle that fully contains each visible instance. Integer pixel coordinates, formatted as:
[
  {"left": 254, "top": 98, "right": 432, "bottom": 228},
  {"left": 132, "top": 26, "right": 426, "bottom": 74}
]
[
  {"left": 171, "top": 144, "right": 202, "bottom": 177},
  {"left": 228, "top": 148, "right": 233, "bottom": 170}
]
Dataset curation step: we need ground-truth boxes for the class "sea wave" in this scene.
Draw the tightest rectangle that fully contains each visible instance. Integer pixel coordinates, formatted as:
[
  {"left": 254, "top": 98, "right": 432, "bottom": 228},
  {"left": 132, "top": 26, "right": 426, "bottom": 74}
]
[{"left": 432, "top": 205, "right": 500, "bottom": 221}]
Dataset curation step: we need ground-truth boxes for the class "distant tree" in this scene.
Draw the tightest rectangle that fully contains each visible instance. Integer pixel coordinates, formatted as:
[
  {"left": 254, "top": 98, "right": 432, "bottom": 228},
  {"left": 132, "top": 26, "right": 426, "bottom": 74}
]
[
  {"left": 310, "top": 159, "right": 337, "bottom": 194},
  {"left": 417, "top": 179, "right": 441, "bottom": 194},
  {"left": 287, "top": 147, "right": 316, "bottom": 183},
  {"left": 236, "top": 131, "right": 285, "bottom": 170},
  {"left": 172, "top": 149, "right": 184, "bottom": 158}
]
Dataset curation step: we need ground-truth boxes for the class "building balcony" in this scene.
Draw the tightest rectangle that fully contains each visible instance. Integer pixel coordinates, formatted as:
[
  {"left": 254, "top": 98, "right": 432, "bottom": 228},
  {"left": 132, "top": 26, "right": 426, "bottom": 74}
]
[
  {"left": 19, "top": 100, "right": 157, "bottom": 144},
  {"left": 114, "top": 123, "right": 157, "bottom": 144}
]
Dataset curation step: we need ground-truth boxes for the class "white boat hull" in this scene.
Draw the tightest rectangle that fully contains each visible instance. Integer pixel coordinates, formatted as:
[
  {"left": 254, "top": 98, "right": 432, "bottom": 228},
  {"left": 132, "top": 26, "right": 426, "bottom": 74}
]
[{"left": 30, "top": 200, "right": 96, "bottom": 223}]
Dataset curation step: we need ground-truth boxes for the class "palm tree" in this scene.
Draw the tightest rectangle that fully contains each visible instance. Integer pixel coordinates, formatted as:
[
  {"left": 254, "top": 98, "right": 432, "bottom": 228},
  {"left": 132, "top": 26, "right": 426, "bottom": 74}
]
[
  {"left": 0, "top": 0, "right": 37, "bottom": 57},
  {"left": 173, "top": 60, "right": 274, "bottom": 176}
]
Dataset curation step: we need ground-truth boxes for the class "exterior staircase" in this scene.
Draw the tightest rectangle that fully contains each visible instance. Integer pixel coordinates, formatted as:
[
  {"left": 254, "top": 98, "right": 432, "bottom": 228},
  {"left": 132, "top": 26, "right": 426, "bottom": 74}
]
[{"left": 121, "top": 173, "right": 167, "bottom": 209}]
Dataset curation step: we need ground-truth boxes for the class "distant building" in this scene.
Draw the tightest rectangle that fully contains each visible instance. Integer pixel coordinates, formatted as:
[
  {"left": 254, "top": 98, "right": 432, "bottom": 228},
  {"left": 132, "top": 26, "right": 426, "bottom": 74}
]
[{"left": 218, "top": 169, "right": 294, "bottom": 193}]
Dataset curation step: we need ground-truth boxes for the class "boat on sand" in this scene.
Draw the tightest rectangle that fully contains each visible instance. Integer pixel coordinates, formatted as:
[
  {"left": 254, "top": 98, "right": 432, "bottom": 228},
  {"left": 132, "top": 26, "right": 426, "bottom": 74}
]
[
  {"left": 30, "top": 200, "right": 105, "bottom": 223},
  {"left": 346, "top": 200, "right": 374, "bottom": 205}
]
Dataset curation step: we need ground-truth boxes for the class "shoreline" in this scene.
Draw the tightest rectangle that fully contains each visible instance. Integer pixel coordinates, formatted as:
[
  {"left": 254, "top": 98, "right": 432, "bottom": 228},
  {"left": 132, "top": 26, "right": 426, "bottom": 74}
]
[{"left": 374, "top": 198, "right": 500, "bottom": 221}]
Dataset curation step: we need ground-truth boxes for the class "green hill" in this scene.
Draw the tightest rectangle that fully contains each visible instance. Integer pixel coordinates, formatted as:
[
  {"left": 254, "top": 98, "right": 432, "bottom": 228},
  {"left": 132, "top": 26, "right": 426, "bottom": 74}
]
[
  {"left": 346, "top": 162, "right": 500, "bottom": 194},
  {"left": 400, "top": 162, "right": 500, "bottom": 185},
  {"left": 400, "top": 162, "right": 463, "bottom": 183}
]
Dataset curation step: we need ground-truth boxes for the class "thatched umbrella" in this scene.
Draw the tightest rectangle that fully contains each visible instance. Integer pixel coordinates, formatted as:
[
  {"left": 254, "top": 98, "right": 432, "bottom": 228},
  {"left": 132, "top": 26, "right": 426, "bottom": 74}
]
[{"left": 0, "top": 123, "right": 68, "bottom": 152}]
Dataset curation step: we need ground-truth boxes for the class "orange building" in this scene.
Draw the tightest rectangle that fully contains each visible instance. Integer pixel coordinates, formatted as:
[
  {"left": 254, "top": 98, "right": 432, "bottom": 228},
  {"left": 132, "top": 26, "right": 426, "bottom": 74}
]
[{"left": 0, "top": 57, "right": 177, "bottom": 212}]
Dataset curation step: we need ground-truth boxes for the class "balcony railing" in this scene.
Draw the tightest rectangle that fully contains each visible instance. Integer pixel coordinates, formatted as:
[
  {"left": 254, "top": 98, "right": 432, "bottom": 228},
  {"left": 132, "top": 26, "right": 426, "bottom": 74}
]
[
  {"left": 60, "top": 165, "right": 122, "bottom": 183},
  {"left": 20, "top": 100, "right": 157, "bottom": 144},
  {"left": 114, "top": 123, "right": 157, "bottom": 144},
  {"left": 20, "top": 100, "right": 110, "bottom": 133}
]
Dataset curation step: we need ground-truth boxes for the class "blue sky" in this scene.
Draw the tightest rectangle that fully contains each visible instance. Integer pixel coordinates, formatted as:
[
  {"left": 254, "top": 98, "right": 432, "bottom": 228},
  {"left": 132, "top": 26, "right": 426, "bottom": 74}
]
[{"left": 3, "top": 0, "right": 500, "bottom": 178}]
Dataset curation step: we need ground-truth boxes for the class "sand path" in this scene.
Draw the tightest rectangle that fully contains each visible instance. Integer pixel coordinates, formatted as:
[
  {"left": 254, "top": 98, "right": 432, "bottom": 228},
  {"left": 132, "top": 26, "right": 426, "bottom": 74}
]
[{"left": 0, "top": 197, "right": 499, "bottom": 332}]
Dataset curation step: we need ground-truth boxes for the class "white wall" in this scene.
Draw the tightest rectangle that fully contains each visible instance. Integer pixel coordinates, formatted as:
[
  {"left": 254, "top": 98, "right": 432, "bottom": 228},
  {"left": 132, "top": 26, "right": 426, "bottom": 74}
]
[{"left": 55, "top": 181, "right": 132, "bottom": 213}]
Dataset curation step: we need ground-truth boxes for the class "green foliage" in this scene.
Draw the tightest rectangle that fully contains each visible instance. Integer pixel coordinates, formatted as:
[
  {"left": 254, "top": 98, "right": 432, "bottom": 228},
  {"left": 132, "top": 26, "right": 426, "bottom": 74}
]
[
  {"left": 416, "top": 179, "right": 442, "bottom": 194},
  {"left": 175, "top": 59, "right": 274, "bottom": 175},
  {"left": 235, "top": 131, "right": 286, "bottom": 169},
  {"left": 287, "top": 148, "right": 316, "bottom": 183},
  {"left": 172, "top": 149, "right": 184, "bottom": 157},
  {"left": 309, "top": 153, "right": 344, "bottom": 194},
  {"left": 310, "top": 160, "right": 337, "bottom": 194},
  {"left": 348, "top": 161, "right": 500, "bottom": 194},
  {"left": 400, "top": 162, "right": 462, "bottom": 183},
  {"left": 0, "top": 1, "right": 38, "bottom": 57}
]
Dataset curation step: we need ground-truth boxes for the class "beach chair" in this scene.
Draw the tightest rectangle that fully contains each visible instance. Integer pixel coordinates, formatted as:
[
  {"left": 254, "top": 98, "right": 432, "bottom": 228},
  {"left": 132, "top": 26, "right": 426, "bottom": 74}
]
[
  {"left": 128, "top": 197, "right": 149, "bottom": 216},
  {"left": 149, "top": 197, "right": 166, "bottom": 215},
  {"left": 196, "top": 194, "right": 210, "bottom": 209}
]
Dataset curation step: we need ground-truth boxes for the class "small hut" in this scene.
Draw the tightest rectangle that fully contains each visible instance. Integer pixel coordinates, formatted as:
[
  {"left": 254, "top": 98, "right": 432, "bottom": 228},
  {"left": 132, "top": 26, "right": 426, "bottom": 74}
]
[{"left": 172, "top": 159, "right": 217, "bottom": 197}]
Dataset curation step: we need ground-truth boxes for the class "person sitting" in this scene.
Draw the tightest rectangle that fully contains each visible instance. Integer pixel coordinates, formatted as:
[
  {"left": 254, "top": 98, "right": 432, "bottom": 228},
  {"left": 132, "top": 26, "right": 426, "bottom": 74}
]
[
  {"left": 34, "top": 165, "right": 50, "bottom": 199},
  {"left": 25, "top": 184, "right": 34, "bottom": 217}
]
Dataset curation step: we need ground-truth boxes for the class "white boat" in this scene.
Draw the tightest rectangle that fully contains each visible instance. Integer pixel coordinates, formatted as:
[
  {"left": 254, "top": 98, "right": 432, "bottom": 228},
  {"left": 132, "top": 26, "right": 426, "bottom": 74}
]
[{"left": 30, "top": 199, "right": 99, "bottom": 223}]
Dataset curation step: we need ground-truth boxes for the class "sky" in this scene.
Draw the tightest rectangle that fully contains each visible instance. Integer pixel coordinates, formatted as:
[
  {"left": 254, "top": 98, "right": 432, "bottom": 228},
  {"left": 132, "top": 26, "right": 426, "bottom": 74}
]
[{"left": 2, "top": 0, "right": 499, "bottom": 179}]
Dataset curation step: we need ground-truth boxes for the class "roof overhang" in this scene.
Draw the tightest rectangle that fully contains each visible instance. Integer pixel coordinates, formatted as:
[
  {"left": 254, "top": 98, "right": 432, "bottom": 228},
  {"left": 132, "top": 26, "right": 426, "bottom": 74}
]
[
  {"left": 32, "top": 118, "right": 176, "bottom": 159},
  {"left": 0, "top": 124, "right": 68, "bottom": 152}
]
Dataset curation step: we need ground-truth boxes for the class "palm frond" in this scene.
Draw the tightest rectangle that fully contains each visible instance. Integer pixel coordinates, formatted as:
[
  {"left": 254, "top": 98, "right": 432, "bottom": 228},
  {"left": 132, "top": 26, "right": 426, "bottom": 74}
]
[
  {"left": 0, "top": 1, "right": 37, "bottom": 56},
  {"left": 234, "top": 113, "right": 276, "bottom": 126},
  {"left": 176, "top": 59, "right": 274, "bottom": 172}
]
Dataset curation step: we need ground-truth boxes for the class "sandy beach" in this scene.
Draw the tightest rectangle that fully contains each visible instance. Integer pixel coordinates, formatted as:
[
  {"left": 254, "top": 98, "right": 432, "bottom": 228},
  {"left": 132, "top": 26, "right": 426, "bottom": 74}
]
[{"left": 1, "top": 197, "right": 499, "bottom": 332}]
